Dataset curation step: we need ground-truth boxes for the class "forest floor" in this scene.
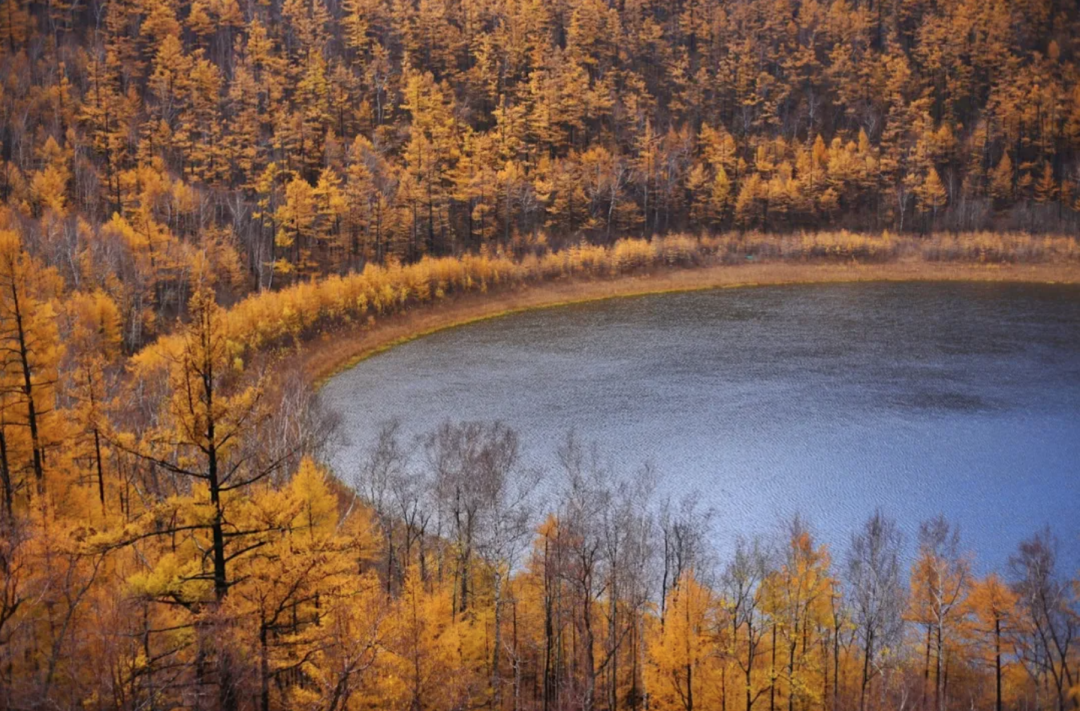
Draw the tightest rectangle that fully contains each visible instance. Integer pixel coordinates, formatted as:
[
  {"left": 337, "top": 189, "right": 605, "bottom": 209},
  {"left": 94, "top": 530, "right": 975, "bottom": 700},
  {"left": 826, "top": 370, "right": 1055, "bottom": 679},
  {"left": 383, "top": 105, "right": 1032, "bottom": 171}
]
[{"left": 300, "top": 257, "right": 1080, "bottom": 386}]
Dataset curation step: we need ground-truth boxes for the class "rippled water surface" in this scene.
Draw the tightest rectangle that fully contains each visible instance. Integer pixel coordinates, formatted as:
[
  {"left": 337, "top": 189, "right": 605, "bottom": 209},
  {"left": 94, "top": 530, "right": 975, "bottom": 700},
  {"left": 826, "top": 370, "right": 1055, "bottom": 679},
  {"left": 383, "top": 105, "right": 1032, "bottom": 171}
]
[{"left": 322, "top": 282, "right": 1080, "bottom": 571}]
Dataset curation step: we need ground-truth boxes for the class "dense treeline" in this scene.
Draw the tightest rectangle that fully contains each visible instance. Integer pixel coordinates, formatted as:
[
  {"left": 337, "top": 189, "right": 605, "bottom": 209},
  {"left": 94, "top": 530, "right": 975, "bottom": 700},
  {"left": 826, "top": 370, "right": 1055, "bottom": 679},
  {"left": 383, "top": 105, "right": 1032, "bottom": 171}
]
[{"left": 1, "top": 0, "right": 1080, "bottom": 349}]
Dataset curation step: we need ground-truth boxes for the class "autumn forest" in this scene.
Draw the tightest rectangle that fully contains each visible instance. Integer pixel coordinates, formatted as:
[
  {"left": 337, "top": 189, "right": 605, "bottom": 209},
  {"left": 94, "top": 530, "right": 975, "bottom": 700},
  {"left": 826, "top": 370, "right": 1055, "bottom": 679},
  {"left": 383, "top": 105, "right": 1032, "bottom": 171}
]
[
  {"left": 0, "top": 0, "right": 1079, "bottom": 304},
  {"left": 0, "top": 0, "right": 1078, "bottom": 706}
]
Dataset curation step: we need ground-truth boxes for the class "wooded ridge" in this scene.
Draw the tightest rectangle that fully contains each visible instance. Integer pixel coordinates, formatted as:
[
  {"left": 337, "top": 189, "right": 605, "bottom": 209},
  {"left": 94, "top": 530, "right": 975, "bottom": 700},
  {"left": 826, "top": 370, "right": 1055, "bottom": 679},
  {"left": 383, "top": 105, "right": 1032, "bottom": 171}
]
[{"left": 1, "top": 0, "right": 1079, "bottom": 707}]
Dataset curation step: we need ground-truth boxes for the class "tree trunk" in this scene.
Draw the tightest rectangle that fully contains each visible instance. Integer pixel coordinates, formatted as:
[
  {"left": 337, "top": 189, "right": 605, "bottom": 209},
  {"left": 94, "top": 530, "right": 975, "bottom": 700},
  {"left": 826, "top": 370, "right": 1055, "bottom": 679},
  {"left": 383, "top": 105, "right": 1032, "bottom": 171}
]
[
  {"left": 923, "top": 624, "right": 931, "bottom": 711},
  {"left": 492, "top": 571, "right": 504, "bottom": 709},
  {"left": 93, "top": 428, "right": 105, "bottom": 510},
  {"left": 0, "top": 423, "right": 12, "bottom": 520},
  {"left": 770, "top": 624, "right": 777, "bottom": 711},
  {"left": 935, "top": 622, "right": 943, "bottom": 711},
  {"left": 995, "top": 618, "right": 1002, "bottom": 711},
  {"left": 260, "top": 624, "right": 270, "bottom": 711},
  {"left": 11, "top": 283, "right": 44, "bottom": 491},
  {"left": 583, "top": 578, "right": 596, "bottom": 711},
  {"left": 859, "top": 630, "right": 874, "bottom": 711}
]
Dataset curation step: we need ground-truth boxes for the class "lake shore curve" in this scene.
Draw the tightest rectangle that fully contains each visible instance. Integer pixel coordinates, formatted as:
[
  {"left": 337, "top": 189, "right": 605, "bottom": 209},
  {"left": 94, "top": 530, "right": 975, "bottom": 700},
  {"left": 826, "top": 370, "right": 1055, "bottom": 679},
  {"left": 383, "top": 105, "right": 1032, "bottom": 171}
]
[{"left": 304, "top": 259, "right": 1080, "bottom": 386}]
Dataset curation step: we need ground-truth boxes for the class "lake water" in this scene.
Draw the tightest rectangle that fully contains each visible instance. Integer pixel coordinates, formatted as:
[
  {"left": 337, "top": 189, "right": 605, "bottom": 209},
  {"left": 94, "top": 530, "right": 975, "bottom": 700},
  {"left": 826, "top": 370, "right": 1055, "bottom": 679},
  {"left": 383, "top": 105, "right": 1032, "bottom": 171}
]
[{"left": 321, "top": 282, "right": 1080, "bottom": 574}]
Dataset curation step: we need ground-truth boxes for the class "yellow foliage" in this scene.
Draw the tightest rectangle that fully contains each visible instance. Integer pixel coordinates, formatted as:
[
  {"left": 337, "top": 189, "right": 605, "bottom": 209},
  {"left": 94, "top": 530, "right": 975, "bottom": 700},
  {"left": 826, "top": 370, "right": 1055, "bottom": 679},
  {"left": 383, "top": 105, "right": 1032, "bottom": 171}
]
[{"left": 646, "top": 572, "right": 723, "bottom": 710}]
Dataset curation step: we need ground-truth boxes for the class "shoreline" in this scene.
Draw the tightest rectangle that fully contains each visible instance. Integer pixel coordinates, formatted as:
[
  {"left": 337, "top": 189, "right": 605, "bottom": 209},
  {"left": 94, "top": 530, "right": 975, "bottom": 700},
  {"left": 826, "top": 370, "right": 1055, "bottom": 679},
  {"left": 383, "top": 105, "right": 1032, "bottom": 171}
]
[{"left": 303, "top": 258, "right": 1080, "bottom": 386}]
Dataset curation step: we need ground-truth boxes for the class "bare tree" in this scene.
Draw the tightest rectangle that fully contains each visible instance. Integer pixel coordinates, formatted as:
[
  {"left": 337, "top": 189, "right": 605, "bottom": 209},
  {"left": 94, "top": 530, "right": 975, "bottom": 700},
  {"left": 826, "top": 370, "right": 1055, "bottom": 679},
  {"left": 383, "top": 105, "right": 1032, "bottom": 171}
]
[
  {"left": 426, "top": 420, "right": 525, "bottom": 617},
  {"left": 658, "top": 493, "right": 714, "bottom": 626},
  {"left": 722, "top": 535, "right": 774, "bottom": 711},
  {"left": 553, "top": 431, "right": 638, "bottom": 711},
  {"left": 468, "top": 425, "right": 540, "bottom": 709},
  {"left": 823, "top": 576, "right": 853, "bottom": 711},
  {"left": 847, "top": 510, "right": 905, "bottom": 711},
  {"left": 256, "top": 364, "right": 340, "bottom": 483},
  {"left": 1009, "top": 528, "right": 1077, "bottom": 711},
  {"left": 356, "top": 420, "right": 410, "bottom": 595},
  {"left": 599, "top": 463, "right": 657, "bottom": 711}
]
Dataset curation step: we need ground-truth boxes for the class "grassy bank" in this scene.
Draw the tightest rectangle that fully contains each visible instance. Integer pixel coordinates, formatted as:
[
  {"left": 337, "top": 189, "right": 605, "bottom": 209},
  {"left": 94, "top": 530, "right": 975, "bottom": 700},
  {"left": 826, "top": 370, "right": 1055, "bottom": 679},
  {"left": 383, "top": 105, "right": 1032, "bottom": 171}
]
[
  {"left": 130, "top": 231, "right": 1080, "bottom": 385},
  {"left": 303, "top": 257, "right": 1080, "bottom": 386}
]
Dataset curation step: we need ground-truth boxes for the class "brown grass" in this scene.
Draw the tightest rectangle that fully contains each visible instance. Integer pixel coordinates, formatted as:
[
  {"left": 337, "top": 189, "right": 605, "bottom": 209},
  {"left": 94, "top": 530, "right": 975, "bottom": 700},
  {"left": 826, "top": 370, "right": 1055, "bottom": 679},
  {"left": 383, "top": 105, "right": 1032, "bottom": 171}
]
[
  {"left": 302, "top": 257, "right": 1080, "bottom": 387},
  {"left": 133, "top": 230, "right": 1080, "bottom": 386}
]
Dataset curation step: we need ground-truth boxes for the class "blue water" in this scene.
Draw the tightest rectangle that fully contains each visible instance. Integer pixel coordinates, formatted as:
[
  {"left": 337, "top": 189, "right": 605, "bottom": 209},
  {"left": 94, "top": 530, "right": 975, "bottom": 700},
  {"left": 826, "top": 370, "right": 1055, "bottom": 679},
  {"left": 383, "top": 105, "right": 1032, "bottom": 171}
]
[{"left": 321, "top": 282, "right": 1080, "bottom": 574}]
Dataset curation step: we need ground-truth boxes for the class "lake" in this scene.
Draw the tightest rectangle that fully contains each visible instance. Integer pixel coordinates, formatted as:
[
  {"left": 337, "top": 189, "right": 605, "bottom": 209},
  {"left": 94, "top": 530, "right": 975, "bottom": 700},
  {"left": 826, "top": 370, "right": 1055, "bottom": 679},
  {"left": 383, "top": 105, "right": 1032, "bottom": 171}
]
[{"left": 321, "top": 282, "right": 1080, "bottom": 574}]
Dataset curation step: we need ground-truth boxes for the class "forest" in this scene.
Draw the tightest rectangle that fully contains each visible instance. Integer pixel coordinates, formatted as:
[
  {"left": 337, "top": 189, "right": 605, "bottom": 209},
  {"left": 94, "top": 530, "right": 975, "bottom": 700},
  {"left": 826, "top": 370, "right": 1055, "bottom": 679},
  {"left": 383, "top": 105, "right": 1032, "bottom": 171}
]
[
  {"left": 2, "top": 337, "right": 1079, "bottom": 711},
  {"left": 0, "top": 0, "right": 1079, "bottom": 707},
  {"left": 0, "top": 0, "right": 1078, "bottom": 349},
  {"left": 0, "top": 223, "right": 1073, "bottom": 711},
  {"left": 0, "top": 224, "right": 1072, "bottom": 711}
]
